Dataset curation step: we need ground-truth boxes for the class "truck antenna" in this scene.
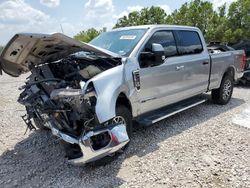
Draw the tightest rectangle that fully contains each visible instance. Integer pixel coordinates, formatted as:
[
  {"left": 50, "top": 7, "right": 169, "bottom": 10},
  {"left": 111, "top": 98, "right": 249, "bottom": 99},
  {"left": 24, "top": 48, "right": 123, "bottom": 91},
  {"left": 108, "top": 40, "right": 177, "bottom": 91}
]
[{"left": 60, "top": 23, "right": 64, "bottom": 34}]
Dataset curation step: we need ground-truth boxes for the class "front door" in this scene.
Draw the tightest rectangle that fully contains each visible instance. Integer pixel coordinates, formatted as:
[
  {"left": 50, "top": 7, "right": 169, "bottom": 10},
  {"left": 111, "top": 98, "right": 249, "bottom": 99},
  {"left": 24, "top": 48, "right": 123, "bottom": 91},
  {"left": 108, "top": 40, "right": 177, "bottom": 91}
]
[{"left": 137, "top": 30, "right": 184, "bottom": 114}]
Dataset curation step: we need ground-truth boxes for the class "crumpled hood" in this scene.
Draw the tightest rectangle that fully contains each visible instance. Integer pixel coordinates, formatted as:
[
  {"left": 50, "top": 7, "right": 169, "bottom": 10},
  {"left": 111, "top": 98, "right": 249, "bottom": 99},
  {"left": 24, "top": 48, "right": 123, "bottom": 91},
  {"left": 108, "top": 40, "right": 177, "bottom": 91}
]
[{"left": 0, "top": 33, "right": 119, "bottom": 77}]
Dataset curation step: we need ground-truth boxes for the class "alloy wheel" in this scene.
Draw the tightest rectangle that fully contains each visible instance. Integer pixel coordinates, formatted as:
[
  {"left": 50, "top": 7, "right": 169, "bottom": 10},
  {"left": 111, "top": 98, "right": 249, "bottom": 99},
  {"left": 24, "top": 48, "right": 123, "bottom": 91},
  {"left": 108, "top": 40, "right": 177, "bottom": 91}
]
[{"left": 222, "top": 80, "right": 232, "bottom": 101}]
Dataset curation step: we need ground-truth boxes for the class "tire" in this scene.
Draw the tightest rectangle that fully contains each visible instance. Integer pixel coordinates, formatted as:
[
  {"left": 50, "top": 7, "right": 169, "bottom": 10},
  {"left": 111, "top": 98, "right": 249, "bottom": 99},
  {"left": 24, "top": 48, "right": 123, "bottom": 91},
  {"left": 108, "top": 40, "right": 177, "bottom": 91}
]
[
  {"left": 89, "top": 105, "right": 132, "bottom": 166},
  {"left": 212, "top": 75, "right": 234, "bottom": 105},
  {"left": 33, "top": 118, "right": 48, "bottom": 130},
  {"left": 116, "top": 105, "right": 133, "bottom": 138}
]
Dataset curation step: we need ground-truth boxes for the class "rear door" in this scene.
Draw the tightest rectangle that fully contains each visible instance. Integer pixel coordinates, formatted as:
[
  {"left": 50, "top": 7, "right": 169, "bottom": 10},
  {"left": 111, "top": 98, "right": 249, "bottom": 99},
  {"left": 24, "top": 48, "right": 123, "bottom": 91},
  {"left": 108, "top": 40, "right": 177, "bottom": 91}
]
[{"left": 173, "top": 30, "right": 210, "bottom": 95}]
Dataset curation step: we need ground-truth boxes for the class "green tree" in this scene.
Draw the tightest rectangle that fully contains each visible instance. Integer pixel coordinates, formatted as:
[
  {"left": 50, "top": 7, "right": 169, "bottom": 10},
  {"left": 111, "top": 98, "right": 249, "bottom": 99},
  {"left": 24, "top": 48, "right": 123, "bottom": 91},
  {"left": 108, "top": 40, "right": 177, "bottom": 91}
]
[
  {"left": 223, "top": 29, "right": 235, "bottom": 43},
  {"left": 166, "top": 0, "right": 216, "bottom": 41},
  {"left": 74, "top": 28, "right": 106, "bottom": 43},
  {"left": 114, "top": 6, "right": 167, "bottom": 28},
  {"left": 75, "top": 0, "right": 249, "bottom": 44},
  {"left": 205, "top": 4, "right": 228, "bottom": 42},
  {"left": 227, "top": 0, "right": 250, "bottom": 43}
]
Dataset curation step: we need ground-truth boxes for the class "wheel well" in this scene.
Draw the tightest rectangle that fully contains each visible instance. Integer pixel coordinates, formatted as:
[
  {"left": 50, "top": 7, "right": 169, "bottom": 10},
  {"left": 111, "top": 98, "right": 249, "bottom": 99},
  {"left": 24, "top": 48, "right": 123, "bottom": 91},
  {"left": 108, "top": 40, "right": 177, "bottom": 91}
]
[
  {"left": 223, "top": 67, "right": 235, "bottom": 81},
  {"left": 116, "top": 93, "right": 132, "bottom": 112}
]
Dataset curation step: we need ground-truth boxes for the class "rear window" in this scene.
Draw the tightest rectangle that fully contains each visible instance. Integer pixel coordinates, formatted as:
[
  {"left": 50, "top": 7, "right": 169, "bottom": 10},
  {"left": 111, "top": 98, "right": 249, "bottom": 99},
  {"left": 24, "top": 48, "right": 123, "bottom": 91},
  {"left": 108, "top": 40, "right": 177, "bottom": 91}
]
[{"left": 176, "top": 31, "right": 203, "bottom": 55}]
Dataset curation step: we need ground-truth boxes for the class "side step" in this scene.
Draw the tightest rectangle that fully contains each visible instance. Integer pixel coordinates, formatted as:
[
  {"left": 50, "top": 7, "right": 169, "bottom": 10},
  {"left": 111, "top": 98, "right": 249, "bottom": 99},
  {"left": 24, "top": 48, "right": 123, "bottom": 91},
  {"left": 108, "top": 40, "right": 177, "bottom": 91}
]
[{"left": 136, "top": 96, "right": 207, "bottom": 126}]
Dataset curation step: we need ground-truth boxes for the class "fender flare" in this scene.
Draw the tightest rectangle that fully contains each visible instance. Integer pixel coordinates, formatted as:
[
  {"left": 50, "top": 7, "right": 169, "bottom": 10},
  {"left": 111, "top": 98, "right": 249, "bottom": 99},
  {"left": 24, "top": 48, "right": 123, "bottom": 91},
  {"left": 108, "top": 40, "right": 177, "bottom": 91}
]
[{"left": 217, "top": 66, "right": 236, "bottom": 88}]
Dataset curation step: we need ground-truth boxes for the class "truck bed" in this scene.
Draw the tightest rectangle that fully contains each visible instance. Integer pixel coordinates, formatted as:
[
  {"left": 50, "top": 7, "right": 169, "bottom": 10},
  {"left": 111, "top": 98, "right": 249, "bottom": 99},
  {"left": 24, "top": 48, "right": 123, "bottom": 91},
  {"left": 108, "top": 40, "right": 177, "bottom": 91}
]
[{"left": 209, "top": 50, "right": 245, "bottom": 90}]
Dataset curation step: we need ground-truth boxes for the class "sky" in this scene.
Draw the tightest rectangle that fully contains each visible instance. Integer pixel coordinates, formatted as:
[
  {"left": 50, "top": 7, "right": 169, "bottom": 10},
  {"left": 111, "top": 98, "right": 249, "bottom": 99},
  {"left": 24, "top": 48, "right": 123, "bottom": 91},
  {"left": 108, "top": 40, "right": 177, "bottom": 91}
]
[{"left": 0, "top": 0, "right": 236, "bottom": 45}]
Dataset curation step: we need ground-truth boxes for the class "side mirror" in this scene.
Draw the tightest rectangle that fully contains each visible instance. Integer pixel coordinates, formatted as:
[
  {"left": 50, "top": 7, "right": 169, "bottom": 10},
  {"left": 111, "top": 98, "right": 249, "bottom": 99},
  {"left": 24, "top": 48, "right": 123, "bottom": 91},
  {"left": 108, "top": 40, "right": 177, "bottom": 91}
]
[
  {"left": 151, "top": 43, "right": 165, "bottom": 64},
  {"left": 139, "top": 43, "right": 165, "bottom": 67}
]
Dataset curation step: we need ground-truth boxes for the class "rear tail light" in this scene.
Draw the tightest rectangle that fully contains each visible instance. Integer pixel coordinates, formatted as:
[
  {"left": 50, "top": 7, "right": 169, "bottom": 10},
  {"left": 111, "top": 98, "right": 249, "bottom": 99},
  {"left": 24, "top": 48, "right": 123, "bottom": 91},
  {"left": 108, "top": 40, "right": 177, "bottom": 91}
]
[{"left": 241, "top": 54, "right": 246, "bottom": 70}]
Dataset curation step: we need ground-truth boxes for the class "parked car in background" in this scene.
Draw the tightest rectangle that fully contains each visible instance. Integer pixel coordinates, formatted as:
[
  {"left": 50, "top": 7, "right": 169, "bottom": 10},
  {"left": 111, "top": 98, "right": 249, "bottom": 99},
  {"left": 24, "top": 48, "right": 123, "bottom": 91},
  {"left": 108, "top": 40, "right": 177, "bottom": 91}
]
[
  {"left": 232, "top": 40, "right": 250, "bottom": 57},
  {"left": 0, "top": 25, "right": 246, "bottom": 165},
  {"left": 232, "top": 40, "right": 250, "bottom": 85},
  {"left": 238, "top": 57, "right": 250, "bottom": 85}
]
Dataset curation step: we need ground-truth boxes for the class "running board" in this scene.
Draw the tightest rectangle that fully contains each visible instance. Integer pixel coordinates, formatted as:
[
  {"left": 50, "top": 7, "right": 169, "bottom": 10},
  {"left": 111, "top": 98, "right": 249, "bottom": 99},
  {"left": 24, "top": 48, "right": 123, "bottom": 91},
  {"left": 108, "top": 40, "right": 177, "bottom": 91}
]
[{"left": 136, "top": 96, "right": 207, "bottom": 126}]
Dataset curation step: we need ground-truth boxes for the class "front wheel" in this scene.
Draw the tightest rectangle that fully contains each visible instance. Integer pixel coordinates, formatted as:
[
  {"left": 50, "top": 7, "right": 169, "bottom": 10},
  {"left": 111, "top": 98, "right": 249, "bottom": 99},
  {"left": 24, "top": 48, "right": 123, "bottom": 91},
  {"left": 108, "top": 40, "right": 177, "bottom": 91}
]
[
  {"left": 212, "top": 75, "right": 234, "bottom": 105},
  {"left": 33, "top": 117, "right": 48, "bottom": 130},
  {"left": 90, "top": 105, "right": 132, "bottom": 166},
  {"left": 115, "top": 105, "right": 133, "bottom": 138}
]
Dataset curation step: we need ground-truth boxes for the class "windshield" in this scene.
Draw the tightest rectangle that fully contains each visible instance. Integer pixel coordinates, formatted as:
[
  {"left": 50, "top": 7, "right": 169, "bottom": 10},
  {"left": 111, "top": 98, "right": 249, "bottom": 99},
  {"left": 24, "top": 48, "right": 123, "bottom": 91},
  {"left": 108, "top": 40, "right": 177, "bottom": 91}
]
[{"left": 89, "top": 29, "right": 147, "bottom": 56}]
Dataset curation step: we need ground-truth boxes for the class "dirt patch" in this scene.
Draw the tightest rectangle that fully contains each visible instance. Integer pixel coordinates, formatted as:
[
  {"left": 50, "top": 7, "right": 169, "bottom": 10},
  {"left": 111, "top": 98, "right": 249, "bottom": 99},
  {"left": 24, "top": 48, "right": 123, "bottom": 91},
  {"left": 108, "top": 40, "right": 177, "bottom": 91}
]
[{"left": 0, "top": 73, "right": 249, "bottom": 188}]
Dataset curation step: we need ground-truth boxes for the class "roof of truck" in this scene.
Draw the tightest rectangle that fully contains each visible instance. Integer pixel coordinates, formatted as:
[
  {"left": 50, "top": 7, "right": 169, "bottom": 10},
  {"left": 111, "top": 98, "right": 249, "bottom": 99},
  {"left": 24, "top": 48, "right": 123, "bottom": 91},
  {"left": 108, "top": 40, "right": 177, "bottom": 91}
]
[{"left": 112, "top": 25, "right": 199, "bottom": 31}]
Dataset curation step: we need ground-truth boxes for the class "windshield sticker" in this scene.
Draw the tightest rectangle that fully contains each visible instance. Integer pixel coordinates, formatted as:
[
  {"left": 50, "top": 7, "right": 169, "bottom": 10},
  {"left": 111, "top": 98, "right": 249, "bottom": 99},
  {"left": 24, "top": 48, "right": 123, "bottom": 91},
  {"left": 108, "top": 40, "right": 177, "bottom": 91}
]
[{"left": 120, "top": 35, "right": 137, "bottom": 40}]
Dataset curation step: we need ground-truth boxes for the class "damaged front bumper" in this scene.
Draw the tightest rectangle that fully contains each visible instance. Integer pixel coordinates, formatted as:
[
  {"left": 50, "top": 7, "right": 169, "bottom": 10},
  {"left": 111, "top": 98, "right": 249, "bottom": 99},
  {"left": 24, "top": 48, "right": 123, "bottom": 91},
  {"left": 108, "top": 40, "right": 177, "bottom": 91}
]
[
  {"left": 17, "top": 77, "right": 129, "bottom": 165},
  {"left": 50, "top": 123, "right": 129, "bottom": 165}
]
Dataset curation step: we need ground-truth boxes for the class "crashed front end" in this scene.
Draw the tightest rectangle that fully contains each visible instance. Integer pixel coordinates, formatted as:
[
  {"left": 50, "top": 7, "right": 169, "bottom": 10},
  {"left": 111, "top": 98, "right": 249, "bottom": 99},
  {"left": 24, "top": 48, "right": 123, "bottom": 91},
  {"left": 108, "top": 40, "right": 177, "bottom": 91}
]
[
  {"left": 0, "top": 33, "right": 129, "bottom": 165},
  {"left": 18, "top": 69, "right": 129, "bottom": 165}
]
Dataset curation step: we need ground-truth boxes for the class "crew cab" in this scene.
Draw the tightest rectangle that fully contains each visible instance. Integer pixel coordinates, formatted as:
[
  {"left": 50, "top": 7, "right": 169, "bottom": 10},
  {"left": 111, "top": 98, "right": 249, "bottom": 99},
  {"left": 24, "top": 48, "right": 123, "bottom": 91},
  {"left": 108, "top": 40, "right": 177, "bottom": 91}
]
[{"left": 0, "top": 25, "right": 246, "bottom": 165}]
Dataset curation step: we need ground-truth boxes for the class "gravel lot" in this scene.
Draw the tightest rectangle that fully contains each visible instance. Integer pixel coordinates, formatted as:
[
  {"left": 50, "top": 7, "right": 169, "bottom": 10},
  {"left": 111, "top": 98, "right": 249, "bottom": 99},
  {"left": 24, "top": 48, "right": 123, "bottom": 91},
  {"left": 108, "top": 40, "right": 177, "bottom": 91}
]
[{"left": 0, "top": 73, "right": 249, "bottom": 188}]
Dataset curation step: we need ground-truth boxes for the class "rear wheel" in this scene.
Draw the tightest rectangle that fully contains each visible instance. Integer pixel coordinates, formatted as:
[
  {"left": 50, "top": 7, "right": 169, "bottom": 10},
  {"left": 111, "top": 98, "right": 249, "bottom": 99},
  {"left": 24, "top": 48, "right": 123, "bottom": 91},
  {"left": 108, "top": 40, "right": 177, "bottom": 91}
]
[
  {"left": 90, "top": 105, "right": 132, "bottom": 166},
  {"left": 212, "top": 75, "right": 234, "bottom": 105}
]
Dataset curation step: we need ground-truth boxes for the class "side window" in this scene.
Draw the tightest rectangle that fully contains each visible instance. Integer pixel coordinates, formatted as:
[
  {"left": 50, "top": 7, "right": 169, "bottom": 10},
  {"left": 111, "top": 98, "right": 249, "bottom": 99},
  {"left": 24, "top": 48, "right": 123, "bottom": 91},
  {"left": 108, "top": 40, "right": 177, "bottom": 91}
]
[
  {"left": 176, "top": 31, "right": 203, "bottom": 55},
  {"left": 144, "top": 31, "right": 178, "bottom": 57}
]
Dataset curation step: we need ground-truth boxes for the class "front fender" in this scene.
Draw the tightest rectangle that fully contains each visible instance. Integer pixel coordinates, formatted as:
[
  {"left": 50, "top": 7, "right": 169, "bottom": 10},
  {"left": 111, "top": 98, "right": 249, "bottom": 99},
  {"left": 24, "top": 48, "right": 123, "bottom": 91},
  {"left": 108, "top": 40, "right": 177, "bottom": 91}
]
[{"left": 89, "top": 64, "right": 128, "bottom": 123}]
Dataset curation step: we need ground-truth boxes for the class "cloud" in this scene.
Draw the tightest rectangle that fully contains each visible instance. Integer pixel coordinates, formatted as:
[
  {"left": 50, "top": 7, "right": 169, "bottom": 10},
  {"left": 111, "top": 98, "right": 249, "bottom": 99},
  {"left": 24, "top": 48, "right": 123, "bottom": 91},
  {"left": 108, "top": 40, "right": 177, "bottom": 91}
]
[
  {"left": 81, "top": 0, "right": 115, "bottom": 29},
  {"left": 0, "top": 0, "right": 49, "bottom": 24},
  {"left": 0, "top": 0, "right": 172, "bottom": 45},
  {"left": 113, "top": 6, "right": 143, "bottom": 19},
  {"left": 210, "top": 0, "right": 237, "bottom": 10},
  {"left": 84, "top": 0, "right": 114, "bottom": 15},
  {"left": 158, "top": 5, "right": 171, "bottom": 15},
  {"left": 114, "top": 4, "right": 171, "bottom": 20},
  {"left": 127, "top": 5, "right": 144, "bottom": 12},
  {"left": 0, "top": 0, "right": 77, "bottom": 45},
  {"left": 40, "top": 0, "right": 60, "bottom": 8}
]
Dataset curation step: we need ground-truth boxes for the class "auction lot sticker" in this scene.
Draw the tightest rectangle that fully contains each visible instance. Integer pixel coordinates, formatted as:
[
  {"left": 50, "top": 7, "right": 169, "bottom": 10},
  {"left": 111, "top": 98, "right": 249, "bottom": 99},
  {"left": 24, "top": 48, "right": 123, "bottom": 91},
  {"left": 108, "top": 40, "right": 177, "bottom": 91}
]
[{"left": 120, "top": 35, "right": 137, "bottom": 40}]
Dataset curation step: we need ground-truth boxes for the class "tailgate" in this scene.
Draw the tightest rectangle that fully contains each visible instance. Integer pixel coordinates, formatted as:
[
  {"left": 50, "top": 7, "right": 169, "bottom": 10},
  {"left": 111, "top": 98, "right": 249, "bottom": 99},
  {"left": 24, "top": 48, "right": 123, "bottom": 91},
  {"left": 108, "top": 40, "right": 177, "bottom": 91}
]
[{"left": 232, "top": 50, "right": 246, "bottom": 72}]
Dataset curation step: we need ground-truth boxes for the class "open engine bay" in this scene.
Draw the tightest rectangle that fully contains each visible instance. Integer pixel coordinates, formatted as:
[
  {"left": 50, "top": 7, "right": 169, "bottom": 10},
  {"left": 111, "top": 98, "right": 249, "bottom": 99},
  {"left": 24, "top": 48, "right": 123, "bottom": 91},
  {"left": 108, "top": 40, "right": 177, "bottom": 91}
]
[
  {"left": 18, "top": 53, "right": 125, "bottom": 160},
  {"left": 19, "top": 53, "right": 121, "bottom": 134},
  {"left": 0, "top": 33, "right": 131, "bottom": 165}
]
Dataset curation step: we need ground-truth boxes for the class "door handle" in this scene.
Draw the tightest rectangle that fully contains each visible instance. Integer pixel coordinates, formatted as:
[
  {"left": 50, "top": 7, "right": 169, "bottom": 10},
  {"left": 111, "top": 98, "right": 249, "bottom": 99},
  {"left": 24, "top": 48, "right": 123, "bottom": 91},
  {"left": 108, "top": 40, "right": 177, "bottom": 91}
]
[
  {"left": 176, "top": 65, "right": 184, "bottom": 71},
  {"left": 203, "top": 61, "right": 209, "bottom": 65}
]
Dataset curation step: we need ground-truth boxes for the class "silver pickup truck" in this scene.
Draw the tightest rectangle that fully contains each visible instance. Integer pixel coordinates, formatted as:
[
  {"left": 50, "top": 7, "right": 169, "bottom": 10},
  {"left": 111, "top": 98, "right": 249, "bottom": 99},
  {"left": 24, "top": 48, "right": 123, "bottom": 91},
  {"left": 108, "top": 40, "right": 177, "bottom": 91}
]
[{"left": 0, "top": 25, "right": 246, "bottom": 165}]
